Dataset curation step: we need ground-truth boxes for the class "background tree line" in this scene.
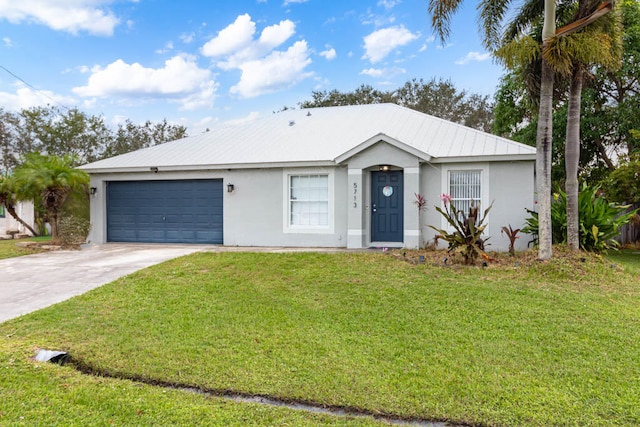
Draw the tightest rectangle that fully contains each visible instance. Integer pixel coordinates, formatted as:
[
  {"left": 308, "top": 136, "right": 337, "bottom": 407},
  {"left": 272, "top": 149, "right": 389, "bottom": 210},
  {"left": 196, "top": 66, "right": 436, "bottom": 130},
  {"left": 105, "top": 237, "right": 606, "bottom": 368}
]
[
  {"left": 300, "top": 78, "right": 495, "bottom": 133},
  {"left": 0, "top": 105, "right": 187, "bottom": 172}
]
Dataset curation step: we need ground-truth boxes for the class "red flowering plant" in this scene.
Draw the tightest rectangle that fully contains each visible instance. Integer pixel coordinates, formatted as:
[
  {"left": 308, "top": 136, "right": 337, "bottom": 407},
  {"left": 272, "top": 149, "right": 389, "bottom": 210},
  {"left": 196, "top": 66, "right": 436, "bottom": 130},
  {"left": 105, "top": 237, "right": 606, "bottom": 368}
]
[{"left": 429, "top": 193, "right": 493, "bottom": 265}]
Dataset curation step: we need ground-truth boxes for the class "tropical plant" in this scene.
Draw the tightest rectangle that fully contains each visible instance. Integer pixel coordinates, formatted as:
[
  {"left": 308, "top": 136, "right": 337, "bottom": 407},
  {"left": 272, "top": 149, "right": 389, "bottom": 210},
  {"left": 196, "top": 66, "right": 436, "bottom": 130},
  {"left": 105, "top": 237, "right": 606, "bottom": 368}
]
[
  {"left": 414, "top": 193, "right": 427, "bottom": 212},
  {"left": 501, "top": 224, "right": 521, "bottom": 256},
  {"left": 11, "top": 154, "right": 89, "bottom": 241},
  {"left": 429, "top": 194, "right": 493, "bottom": 265},
  {"left": 522, "top": 183, "right": 636, "bottom": 251}
]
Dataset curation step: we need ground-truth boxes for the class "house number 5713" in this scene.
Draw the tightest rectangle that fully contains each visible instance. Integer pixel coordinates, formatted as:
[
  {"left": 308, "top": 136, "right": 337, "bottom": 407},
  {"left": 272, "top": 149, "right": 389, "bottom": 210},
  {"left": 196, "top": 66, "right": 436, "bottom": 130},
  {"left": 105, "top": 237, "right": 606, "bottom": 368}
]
[{"left": 353, "top": 182, "right": 358, "bottom": 208}]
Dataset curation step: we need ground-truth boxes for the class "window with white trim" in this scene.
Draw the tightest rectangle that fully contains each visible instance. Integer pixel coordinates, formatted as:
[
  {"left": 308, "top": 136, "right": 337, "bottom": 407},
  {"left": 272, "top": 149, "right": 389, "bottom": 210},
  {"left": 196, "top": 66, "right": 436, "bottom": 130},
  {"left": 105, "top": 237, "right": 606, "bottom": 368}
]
[
  {"left": 449, "top": 170, "right": 482, "bottom": 213},
  {"left": 289, "top": 174, "right": 329, "bottom": 227}
]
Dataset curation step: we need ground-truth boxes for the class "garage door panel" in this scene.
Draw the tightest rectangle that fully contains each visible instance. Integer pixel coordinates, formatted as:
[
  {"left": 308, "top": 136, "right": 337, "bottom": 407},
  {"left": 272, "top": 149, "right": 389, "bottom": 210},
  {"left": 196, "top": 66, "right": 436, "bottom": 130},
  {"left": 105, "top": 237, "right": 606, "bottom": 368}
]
[{"left": 107, "top": 179, "right": 223, "bottom": 244}]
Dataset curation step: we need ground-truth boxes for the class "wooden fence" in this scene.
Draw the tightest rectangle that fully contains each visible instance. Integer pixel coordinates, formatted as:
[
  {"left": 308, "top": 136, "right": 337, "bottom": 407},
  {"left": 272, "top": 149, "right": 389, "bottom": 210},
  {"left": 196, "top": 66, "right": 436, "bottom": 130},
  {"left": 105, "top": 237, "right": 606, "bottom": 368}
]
[{"left": 617, "top": 202, "right": 640, "bottom": 245}]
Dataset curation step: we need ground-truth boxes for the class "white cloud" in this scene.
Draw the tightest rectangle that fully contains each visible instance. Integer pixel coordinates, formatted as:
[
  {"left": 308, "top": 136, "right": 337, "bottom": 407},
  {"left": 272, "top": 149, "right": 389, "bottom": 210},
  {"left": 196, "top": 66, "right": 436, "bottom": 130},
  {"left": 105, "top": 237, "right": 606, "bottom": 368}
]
[
  {"left": 377, "top": 0, "right": 399, "bottom": 9},
  {"left": 0, "top": 0, "right": 120, "bottom": 36},
  {"left": 436, "top": 42, "right": 454, "bottom": 50},
  {"left": 360, "top": 68, "right": 385, "bottom": 78},
  {"left": 201, "top": 14, "right": 255, "bottom": 58},
  {"left": 362, "top": 25, "right": 418, "bottom": 63},
  {"left": 360, "top": 66, "right": 405, "bottom": 78},
  {"left": 211, "top": 19, "right": 297, "bottom": 70},
  {"left": 201, "top": 14, "right": 312, "bottom": 98},
  {"left": 319, "top": 47, "right": 336, "bottom": 60},
  {"left": 155, "top": 41, "right": 174, "bottom": 54},
  {"left": 455, "top": 51, "right": 491, "bottom": 65},
  {"left": 283, "top": 0, "right": 308, "bottom": 4},
  {"left": 180, "top": 32, "right": 195, "bottom": 44},
  {"left": 231, "top": 40, "right": 312, "bottom": 98},
  {"left": 3, "top": 37, "right": 12, "bottom": 47},
  {"left": 418, "top": 35, "right": 436, "bottom": 52},
  {"left": 72, "top": 55, "right": 218, "bottom": 110},
  {"left": 0, "top": 85, "right": 75, "bottom": 111}
]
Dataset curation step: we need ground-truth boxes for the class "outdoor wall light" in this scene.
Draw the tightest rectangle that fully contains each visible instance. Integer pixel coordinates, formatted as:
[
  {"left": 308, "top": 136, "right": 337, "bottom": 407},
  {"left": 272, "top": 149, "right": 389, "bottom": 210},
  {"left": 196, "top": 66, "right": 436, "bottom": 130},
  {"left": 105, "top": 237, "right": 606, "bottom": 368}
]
[
  {"left": 150, "top": 167, "right": 159, "bottom": 173},
  {"left": 379, "top": 165, "right": 391, "bottom": 171},
  {"left": 227, "top": 183, "right": 235, "bottom": 193},
  {"left": 90, "top": 187, "right": 97, "bottom": 196}
]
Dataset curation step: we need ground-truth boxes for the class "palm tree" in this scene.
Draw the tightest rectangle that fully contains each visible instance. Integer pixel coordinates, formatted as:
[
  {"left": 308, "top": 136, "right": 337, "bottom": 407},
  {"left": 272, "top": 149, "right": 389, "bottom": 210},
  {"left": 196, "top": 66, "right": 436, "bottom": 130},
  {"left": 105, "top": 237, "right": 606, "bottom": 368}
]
[
  {"left": 498, "top": 0, "right": 620, "bottom": 251},
  {"left": 564, "top": 2, "right": 620, "bottom": 250},
  {"left": 427, "top": 0, "right": 557, "bottom": 260},
  {"left": 12, "top": 154, "right": 89, "bottom": 240},
  {"left": 427, "top": 0, "right": 617, "bottom": 258}
]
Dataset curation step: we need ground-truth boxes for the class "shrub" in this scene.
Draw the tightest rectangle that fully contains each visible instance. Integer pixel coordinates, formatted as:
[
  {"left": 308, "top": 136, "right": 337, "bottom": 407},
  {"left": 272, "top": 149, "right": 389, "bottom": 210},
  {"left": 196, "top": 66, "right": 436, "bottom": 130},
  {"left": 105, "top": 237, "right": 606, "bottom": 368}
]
[
  {"left": 429, "top": 194, "right": 492, "bottom": 265},
  {"left": 58, "top": 215, "right": 91, "bottom": 246},
  {"left": 522, "top": 183, "right": 637, "bottom": 252}
]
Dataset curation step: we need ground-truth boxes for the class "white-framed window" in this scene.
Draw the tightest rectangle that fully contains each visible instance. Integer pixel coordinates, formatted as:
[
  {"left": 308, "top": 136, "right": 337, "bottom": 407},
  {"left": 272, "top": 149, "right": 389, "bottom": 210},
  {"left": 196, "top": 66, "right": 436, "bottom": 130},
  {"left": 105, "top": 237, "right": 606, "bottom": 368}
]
[
  {"left": 283, "top": 170, "right": 333, "bottom": 233},
  {"left": 440, "top": 164, "right": 490, "bottom": 230},
  {"left": 449, "top": 170, "right": 482, "bottom": 213}
]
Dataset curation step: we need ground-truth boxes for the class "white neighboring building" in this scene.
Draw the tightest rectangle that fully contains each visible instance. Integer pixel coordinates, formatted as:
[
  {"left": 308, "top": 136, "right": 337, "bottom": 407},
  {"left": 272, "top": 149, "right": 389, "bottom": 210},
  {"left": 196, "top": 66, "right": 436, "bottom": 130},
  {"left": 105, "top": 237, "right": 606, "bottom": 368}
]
[{"left": 0, "top": 201, "right": 35, "bottom": 239}]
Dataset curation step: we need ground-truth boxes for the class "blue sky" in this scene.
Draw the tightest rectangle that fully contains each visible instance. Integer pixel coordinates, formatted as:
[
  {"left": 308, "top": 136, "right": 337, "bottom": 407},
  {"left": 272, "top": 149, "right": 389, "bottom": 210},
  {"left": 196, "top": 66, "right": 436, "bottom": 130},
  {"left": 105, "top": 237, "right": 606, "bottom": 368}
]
[{"left": 0, "top": 0, "right": 505, "bottom": 134}]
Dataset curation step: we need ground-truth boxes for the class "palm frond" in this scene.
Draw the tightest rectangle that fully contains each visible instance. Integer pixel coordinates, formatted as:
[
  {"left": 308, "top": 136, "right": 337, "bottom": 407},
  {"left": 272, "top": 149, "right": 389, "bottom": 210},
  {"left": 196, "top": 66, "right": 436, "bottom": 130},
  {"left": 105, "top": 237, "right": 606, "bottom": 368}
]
[{"left": 428, "top": 0, "right": 465, "bottom": 42}]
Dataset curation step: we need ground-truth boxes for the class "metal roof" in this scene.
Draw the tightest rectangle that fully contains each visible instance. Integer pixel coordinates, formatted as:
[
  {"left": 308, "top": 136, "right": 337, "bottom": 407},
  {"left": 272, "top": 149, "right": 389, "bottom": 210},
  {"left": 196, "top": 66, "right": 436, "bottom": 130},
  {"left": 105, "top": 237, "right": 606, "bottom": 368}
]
[{"left": 81, "top": 103, "right": 536, "bottom": 172}]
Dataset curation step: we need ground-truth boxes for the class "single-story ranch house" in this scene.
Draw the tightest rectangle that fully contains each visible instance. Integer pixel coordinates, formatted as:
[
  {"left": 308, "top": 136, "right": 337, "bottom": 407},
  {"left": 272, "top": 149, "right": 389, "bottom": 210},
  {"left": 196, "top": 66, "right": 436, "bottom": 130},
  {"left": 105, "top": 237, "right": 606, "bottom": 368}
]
[{"left": 81, "top": 103, "right": 536, "bottom": 251}]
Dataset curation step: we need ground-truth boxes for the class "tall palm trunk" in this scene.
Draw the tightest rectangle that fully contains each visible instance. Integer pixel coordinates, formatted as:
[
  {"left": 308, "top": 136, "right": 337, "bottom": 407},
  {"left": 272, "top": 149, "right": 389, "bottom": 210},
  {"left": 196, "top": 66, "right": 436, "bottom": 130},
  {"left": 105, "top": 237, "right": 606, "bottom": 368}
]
[
  {"left": 43, "top": 187, "right": 69, "bottom": 241},
  {"left": 565, "top": 67, "right": 583, "bottom": 251},
  {"left": 536, "top": 58, "right": 555, "bottom": 260},
  {"left": 536, "top": 0, "right": 557, "bottom": 261}
]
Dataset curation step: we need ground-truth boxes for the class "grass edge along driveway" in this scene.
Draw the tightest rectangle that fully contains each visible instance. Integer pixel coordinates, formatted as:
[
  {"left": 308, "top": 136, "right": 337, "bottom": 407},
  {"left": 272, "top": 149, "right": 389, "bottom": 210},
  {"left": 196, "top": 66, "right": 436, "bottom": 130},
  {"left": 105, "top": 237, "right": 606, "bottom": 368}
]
[{"left": 1, "top": 250, "right": 639, "bottom": 426}]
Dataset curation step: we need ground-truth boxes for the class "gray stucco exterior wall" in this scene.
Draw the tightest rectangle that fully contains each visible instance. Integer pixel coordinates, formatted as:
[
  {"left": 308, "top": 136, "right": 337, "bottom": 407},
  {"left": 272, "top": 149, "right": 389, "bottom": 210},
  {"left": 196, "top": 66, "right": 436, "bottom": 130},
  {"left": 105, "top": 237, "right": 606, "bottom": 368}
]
[{"left": 87, "top": 145, "right": 535, "bottom": 252}]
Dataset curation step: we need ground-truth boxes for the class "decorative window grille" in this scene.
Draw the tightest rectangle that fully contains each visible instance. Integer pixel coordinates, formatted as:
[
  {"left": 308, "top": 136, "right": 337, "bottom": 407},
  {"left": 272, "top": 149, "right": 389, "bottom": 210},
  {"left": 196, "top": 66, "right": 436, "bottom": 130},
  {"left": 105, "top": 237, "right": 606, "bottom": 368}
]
[
  {"left": 449, "top": 170, "right": 482, "bottom": 213},
  {"left": 289, "top": 174, "right": 329, "bottom": 226}
]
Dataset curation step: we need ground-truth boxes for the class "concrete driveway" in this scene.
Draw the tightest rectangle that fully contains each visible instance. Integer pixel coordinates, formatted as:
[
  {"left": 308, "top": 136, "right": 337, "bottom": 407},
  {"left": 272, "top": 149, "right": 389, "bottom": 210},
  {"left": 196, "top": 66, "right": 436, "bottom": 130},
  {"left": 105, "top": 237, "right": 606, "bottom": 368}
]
[{"left": 0, "top": 244, "right": 207, "bottom": 323}]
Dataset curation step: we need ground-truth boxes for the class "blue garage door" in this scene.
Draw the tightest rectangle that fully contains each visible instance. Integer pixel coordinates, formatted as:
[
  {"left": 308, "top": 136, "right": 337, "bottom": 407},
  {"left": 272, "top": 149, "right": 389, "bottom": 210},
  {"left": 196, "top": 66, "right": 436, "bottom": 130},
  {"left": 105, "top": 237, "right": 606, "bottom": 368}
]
[{"left": 107, "top": 180, "right": 223, "bottom": 244}]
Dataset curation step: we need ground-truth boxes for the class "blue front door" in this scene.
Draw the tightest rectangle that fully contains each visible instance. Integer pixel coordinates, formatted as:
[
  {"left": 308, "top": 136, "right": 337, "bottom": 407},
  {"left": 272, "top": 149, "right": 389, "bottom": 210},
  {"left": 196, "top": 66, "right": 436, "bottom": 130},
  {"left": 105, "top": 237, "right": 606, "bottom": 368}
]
[{"left": 371, "top": 170, "right": 403, "bottom": 242}]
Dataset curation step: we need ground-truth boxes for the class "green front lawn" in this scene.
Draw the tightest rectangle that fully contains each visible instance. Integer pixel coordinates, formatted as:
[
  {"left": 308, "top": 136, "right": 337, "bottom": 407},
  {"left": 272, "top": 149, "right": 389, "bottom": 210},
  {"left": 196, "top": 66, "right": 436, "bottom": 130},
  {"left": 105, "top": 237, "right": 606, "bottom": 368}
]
[
  {"left": 606, "top": 249, "right": 640, "bottom": 274},
  {"left": 0, "top": 235, "right": 51, "bottom": 260},
  {"left": 1, "top": 250, "right": 639, "bottom": 426}
]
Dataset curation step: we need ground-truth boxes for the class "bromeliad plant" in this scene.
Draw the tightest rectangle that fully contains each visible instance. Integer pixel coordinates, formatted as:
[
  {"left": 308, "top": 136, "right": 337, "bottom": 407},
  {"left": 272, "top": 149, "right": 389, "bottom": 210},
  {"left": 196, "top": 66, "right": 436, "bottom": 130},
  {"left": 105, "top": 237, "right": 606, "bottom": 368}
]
[
  {"left": 429, "top": 193, "right": 493, "bottom": 265},
  {"left": 501, "top": 225, "right": 521, "bottom": 256}
]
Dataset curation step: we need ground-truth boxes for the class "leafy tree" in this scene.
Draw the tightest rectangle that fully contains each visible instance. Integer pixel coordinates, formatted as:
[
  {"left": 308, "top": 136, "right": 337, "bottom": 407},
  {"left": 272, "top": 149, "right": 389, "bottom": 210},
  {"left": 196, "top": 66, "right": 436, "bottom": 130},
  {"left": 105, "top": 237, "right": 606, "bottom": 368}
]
[
  {"left": 300, "top": 85, "right": 395, "bottom": 108},
  {"left": 396, "top": 78, "right": 494, "bottom": 132},
  {"left": 300, "top": 79, "right": 494, "bottom": 131},
  {"left": 18, "top": 106, "right": 111, "bottom": 166},
  {"left": 0, "top": 109, "right": 21, "bottom": 173},
  {"left": 12, "top": 154, "right": 89, "bottom": 240},
  {"left": 588, "top": 0, "right": 640, "bottom": 158},
  {"left": 103, "top": 119, "right": 187, "bottom": 158},
  {"left": 604, "top": 154, "right": 640, "bottom": 204}
]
